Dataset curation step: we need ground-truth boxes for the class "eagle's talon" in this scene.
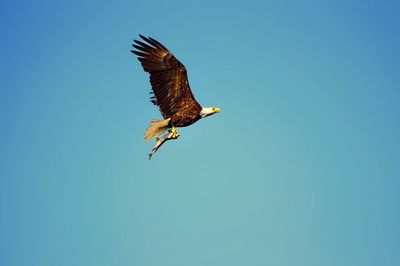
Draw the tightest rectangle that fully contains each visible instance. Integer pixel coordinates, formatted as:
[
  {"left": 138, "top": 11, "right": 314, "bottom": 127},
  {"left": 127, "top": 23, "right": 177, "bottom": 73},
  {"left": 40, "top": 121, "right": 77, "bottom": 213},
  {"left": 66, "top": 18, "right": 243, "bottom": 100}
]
[{"left": 170, "top": 127, "right": 180, "bottom": 138}]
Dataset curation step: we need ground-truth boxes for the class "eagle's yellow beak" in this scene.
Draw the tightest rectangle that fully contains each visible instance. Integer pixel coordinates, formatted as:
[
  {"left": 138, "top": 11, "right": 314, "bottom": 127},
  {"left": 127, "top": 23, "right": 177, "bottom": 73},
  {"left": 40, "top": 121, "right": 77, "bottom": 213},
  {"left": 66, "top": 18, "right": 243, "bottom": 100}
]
[{"left": 213, "top": 107, "right": 221, "bottom": 113}]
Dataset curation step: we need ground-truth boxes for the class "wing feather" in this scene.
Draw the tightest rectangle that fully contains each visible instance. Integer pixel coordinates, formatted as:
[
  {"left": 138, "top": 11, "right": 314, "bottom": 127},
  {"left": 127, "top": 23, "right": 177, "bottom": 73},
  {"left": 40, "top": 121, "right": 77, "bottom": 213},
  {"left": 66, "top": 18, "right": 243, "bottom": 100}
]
[{"left": 131, "top": 35, "right": 201, "bottom": 118}]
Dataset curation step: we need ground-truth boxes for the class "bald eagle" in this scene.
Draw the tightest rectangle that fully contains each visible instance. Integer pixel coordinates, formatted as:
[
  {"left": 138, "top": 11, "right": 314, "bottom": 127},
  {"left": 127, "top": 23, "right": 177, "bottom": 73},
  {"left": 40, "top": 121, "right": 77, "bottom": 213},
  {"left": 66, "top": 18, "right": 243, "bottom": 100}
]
[{"left": 131, "top": 35, "right": 221, "bottom": 156}]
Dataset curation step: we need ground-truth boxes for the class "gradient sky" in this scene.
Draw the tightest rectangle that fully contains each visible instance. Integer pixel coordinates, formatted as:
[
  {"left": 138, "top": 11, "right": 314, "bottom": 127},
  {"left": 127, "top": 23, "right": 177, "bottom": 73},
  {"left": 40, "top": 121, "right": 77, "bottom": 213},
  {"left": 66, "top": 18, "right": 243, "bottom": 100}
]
[{"left": 1, "top": 0, "right": 400, "bottom": 265}]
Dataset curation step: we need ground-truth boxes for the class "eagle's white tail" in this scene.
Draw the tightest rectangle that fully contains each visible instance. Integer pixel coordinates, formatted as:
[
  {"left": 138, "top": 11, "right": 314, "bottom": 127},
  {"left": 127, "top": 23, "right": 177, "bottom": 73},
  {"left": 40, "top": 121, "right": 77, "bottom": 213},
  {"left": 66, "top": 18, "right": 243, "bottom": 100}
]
[{"left": 144, "top": 118, "right": 171, "bottom": 141}]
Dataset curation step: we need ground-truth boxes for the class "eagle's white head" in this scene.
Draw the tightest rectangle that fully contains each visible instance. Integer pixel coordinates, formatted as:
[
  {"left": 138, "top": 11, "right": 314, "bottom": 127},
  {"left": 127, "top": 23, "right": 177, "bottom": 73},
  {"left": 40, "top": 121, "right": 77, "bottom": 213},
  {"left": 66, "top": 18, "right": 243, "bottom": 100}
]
[{"left": 200, "top": 107, "right": 221, "bottom": 118}]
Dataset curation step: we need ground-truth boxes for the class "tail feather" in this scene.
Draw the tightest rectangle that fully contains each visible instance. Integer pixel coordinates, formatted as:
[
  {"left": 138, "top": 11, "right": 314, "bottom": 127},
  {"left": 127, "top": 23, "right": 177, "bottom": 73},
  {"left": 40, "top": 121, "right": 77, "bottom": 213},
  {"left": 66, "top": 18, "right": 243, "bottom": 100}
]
[{"left": 144, "top": 118, "right": 171, "bottom": 141}]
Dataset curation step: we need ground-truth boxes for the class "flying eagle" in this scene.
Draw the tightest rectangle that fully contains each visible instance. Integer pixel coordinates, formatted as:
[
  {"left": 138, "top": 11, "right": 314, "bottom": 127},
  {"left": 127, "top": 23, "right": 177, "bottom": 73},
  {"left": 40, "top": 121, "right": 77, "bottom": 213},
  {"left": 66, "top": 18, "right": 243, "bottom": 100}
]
[{"left": 131, "top": 35, "right": 221, "bottom": 158}]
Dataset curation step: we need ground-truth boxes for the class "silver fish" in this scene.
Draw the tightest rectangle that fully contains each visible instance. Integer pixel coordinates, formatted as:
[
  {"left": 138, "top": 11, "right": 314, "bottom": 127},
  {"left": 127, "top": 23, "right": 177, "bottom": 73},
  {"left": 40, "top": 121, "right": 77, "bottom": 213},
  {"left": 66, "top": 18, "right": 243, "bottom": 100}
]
[{"left": 148, "top": 130, "right": 180, "bottom": 160}]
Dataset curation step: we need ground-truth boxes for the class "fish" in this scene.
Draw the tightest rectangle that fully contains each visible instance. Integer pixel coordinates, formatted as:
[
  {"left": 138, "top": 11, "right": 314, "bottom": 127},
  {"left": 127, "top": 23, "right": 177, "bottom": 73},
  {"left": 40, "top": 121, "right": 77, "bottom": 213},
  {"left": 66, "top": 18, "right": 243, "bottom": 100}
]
[{"left": 148, "top": 130, "right": 180, "bottom": 160}]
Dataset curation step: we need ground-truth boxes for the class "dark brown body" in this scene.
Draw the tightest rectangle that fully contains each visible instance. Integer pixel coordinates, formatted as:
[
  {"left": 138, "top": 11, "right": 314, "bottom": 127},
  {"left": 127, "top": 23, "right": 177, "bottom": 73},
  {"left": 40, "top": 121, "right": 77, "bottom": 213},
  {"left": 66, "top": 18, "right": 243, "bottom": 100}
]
[{"left": 171, "top": 109, "right": 202, "bottom": 127}]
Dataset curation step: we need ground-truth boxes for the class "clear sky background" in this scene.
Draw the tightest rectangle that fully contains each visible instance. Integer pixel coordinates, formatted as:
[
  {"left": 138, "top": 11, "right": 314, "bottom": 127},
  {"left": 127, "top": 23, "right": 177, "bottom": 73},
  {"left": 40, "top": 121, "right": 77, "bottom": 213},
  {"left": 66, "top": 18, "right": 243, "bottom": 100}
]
[{"left": 1, "top": 0, "right": 399, "bottom": 265}]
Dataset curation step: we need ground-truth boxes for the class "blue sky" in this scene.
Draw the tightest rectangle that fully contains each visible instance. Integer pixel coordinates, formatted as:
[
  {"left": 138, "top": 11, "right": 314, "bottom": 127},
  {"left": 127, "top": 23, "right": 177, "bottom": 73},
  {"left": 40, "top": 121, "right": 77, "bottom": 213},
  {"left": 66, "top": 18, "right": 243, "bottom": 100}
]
[{"left": 1, "top": 0, "right": 399, "bottom": 265}]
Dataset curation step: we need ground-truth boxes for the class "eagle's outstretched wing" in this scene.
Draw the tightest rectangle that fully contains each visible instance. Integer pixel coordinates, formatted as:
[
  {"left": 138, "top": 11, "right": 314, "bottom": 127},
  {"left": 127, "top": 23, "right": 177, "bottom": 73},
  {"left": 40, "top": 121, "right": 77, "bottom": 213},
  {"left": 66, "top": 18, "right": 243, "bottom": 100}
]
[{"left": 131, "top": 35, "right": 201, "bottom": 118}]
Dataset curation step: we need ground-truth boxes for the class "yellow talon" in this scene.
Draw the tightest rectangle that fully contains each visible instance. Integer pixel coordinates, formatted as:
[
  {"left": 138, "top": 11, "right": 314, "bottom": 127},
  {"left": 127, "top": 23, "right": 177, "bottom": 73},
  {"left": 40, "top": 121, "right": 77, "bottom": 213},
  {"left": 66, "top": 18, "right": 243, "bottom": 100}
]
[{"left": 171, "top": 127, "right": 180, "bottom": 138}]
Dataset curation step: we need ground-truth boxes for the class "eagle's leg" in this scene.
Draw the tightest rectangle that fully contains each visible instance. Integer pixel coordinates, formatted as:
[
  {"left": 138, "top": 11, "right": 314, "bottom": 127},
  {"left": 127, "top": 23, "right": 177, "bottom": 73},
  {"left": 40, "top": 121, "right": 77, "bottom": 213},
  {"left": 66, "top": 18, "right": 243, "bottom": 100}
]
[{"left": 170, "top": 126, "right": 180, "bottom": 138}]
